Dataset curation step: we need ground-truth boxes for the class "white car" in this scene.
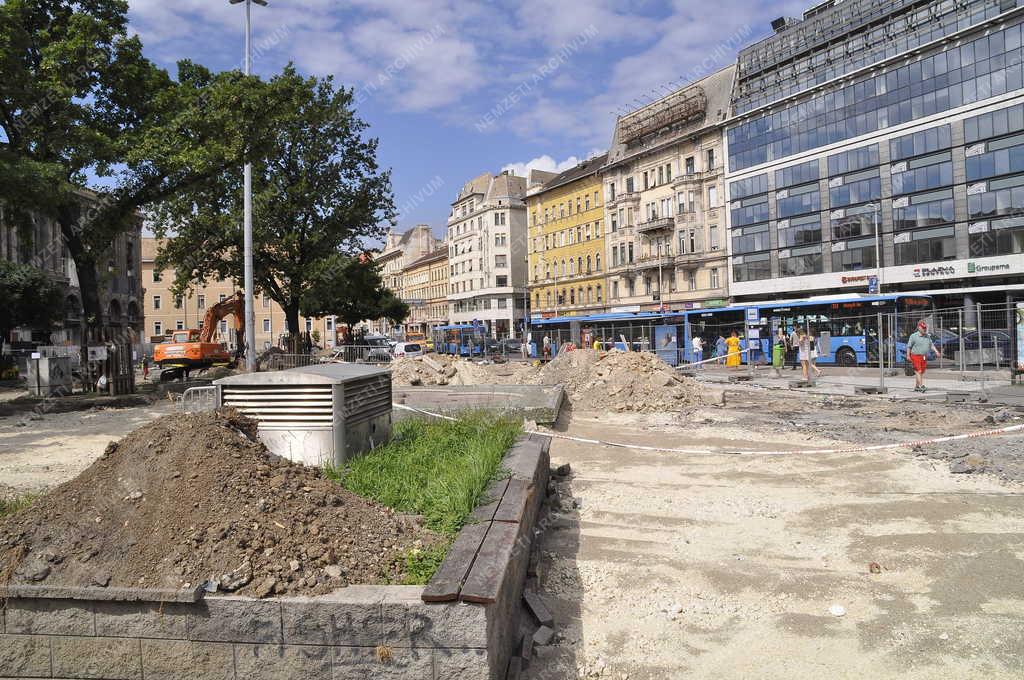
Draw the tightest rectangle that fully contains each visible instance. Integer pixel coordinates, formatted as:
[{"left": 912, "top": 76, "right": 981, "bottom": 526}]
[{"left": 392, "top": 342, "right": 424, "bottom": 358}]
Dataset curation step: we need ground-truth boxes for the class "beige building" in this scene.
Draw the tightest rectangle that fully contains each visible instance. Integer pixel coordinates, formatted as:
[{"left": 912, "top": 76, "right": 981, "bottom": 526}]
[
  {"left": 140, "top": 238, "right": 340, "bottom": 352},
  {"left": 368, "top": 224, "right": 441, "bottom": 337},
  {"left": 401, "top": 247, "right": 449, "bottom": 337},
  {"left": 1, "top": 193, "right": 143, "bottom": 347},
  {"left": 602, "top": 66, "right": 733, "bottom": 313}
]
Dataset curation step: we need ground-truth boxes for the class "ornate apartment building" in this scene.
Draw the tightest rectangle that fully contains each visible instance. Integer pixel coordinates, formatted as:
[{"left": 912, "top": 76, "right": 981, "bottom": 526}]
[
  {"left": 526, "top": 154, "right": 609, "bottom": 317},
  {"left": 602, "top": 66, "right": 734, "bottom": 313},
  {"left": 447, "top": 169, "right": 554, "bottom": 337},
  {"left": 371, "top": 224, "right": 441, "bottom": 337},
  {"left": 401, "top": 247, "right": 449, "bottom": 337}
]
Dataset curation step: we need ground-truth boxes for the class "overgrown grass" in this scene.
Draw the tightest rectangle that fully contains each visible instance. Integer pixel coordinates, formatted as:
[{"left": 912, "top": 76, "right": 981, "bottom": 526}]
[
  {"left": 338, "top": 412, "right": 522, "bottom": 536},
  {"left": 401, "top": 544, "right": 451, "bottom": 585},
  {"left": 0, "top": 494, "right": 35, "bottom": 519}
]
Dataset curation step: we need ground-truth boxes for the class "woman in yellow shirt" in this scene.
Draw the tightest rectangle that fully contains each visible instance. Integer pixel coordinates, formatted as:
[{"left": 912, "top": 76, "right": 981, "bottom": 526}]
[{"left": 725, "top": 330, "right": 742, "bottom": 368}]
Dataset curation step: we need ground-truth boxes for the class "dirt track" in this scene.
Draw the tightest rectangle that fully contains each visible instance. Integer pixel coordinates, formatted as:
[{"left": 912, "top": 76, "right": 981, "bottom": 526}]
[{"left": 528, "top": 392, "right": 1024, "bottom": 679}]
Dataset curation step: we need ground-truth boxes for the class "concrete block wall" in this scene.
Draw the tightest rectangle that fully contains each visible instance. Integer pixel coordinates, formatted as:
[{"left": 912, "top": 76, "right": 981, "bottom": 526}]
[{"left": 0, "top": 433, "right": 552, "bottom": 680}]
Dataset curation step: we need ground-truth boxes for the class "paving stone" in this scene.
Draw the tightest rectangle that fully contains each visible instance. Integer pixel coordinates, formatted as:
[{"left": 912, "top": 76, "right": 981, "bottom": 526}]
[
  {"left": 51, "top": 636, "right": 141, "bottom": 679},
  {"left": 4, "top": 598, "right": 94, "bottom": 635},
  {"left": 141, "top": 639, "right": 234, "bottom": 680},
  {"left": 234, "top": 643, "right": 331, "bottom": 680},
  {"left": 95, "top": 601, "right": 190, "bottom": 638},
  {"left": 0, "top": 634, "right": 51, "bottom": 677},
  {"left": 332, "top": 646, "right": 433, "bottom": 680},
  {"left": 187, "top": 597, "right": 281, "bottom": 643}
]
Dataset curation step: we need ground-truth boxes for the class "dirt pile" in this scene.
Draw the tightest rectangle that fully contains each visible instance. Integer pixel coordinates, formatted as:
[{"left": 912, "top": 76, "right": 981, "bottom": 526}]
[
  {"left": 390, "top": 355, "right": 523, "bottom": 386},
  {"left": 527, "top": 349, "right": 714, "bottom": 412},
  {"left": 0, "top": 411, "right": 439, "bottom": 598}
]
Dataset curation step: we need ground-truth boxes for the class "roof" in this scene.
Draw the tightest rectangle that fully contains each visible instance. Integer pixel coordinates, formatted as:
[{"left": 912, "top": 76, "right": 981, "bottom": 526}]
[
  {"left": 534, "top": 153, "right": 608, "bottom": 195},
  {"left": 605, "top": 65, "right": 736, "bottom": 168},
  {"left": 140, "top": 236, "right": 166, "bottom": 263},
  {"left": 214, "top": 362, "right": 390, "bottom": 386},
  {"left": 405, "top": 247, "right": 448, "bottom": 270}
]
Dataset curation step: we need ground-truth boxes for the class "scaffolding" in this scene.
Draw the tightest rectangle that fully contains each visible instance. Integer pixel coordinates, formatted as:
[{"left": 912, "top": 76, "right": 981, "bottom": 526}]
[{"left": 618, "top": 87, "right": 707, "bottom": 146}]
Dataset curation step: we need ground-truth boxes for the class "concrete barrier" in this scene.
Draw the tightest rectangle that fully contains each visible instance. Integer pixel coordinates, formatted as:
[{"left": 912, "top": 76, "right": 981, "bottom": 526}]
[{"left": 0, "top": 433, "right": 551, "bottom": 680}]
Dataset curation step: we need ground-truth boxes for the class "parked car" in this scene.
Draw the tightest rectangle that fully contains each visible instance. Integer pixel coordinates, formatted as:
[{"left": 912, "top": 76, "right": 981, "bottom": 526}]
[
  {"left": 960, "top": 330, "right": 1014, "bottom": 363},
  {"left": 497, "top": 338, "right": 525, "bottom": 355},
  {"left": 392, "top": 342, "right": 423, "bottom": 358}
]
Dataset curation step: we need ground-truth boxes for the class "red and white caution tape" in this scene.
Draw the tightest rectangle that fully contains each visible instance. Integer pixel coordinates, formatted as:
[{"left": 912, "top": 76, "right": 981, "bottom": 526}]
[{"left": 392, "top": 402, "right": 1024, "bottom": 456}]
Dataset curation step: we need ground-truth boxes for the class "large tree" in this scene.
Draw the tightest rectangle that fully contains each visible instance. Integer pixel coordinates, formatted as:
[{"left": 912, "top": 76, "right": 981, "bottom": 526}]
[
  {"left": 0, "top": 0, "right": 286, "bottom": 330},
  {"left": 151, "top": 68, "right": 396, "bottom": 343},
  {"left": 0, "top": 260, "right": 64, "bottom": 345},
  {"left": 301, "top": 253, "right": 409, "bottom": 334}
]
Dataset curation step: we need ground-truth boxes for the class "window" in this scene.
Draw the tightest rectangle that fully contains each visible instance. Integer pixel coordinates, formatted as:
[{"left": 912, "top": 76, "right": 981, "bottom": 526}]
[
  {"left": 585, "top": 196, "right": 590, "bottom": 210},
  {"left": 174, "top": 295, "right": 183, "bottom": 309},
  {"left": 828, "top": 144, "right": 879, "bottom": 176},
  {"left": 263, "top": 318, "right": 271, "bottom": 333},
  {"left": 779, "top": 245, "right": 823, "bottom": 277},
  {"left": 176, "top": 320, "right": 184, "bottom": 331},
  {"left": 152, "top": 270, "right": 161, "bottom": 282},
  {"left": 196, "top": 294, "right": 205, "bottom": 310},
  {"left": 153, "top": 295, "right": 161, "bottom": 310},
  {"left": 730, "top": 195, "right": 769, "bottom": 227},
  {"left": 966, "top": 135, "right": 1024, "bottom": 181},
  {"left": 706, "top": 149, "right": 715, "bottom": 170},
  {"left": 688, "top": 270, "right": 697, "bottom": 291},
  {"left": 595, "top": 253, "right": 601, "bottom": 271},
  {"left": 969, "top": 216, "right": 1024, "bottom": 257},
  {"left": 707, "top": 186, "right": 718, "bottom": 208},
  {"left": 709, "top": 225, "right": 720, "bottom": 251},
  {"left": 777, "top": 214, "right": 822, "bottom": 248},
  {"left": 894, "top": 225, "right": 957, "bottom": 265},
  {"left": 496, "top": 275, "right": 508, "bottom": 286},
  {"left": 729, "top": 174, "right": 768, "bottom": 200},
  {"left": 829, "top": 171, "right": 881, "bottom": 208},
  {"left": 710, "top": 268, "right": 720, "bottom": 289},
  {"left": 685, "top": 157, "right": 695, "bottom": 174},
  {"left": 495, "top": 254, "right": 507, "bottom": 268},
  {"left": 732, "top": 223, "right": 770, "bottom": 254},
  {"left": 596, "top": 285, "right": 602, "bottom": 302},
  {"left": 154, "top": 321, "right": 162, "bottom": 336},
  {"left": 965, "top": 102, "right": 1024, "bottom": 144},
  {"left": 625, "top": 176, "right": 634, "bottom": 193},
  {"left": 775, "top": 160, "right": 819, "bottom": 189},
  {"left": 643, "top": 172, "right": 650, "bottom": 190},
  {"left": 611, "top": 280, "right": 619, "bottom": 299},
  {"left": 968, "top": 173, "right": 1024, "bottom": 219},
  {"left": 628, "top": 242, "right": 634, "bottom": 263},
  {"left": 891, "top": 151, "right": 953, "bottom": 195},
  {"left": 497, "top": 298, "right": 508, "bottom": 309},
  {"left": 831, "top": 204, "right": 879, "bottom": 240},
  {"left": 890, "top": 125, "right": 952, "bottom": 161},
  {"left": 893, "top": 188, "right": 954, "bottom": 230},
  {"left": 665, "top": 164, "right": 672, "bottom": 182},
  {"left": 657, "top": 167, "right": 664, "bottom": 185},
  {"left": 733, "top": 252, "right": 771, "bottom": 282},
  {"left": 832, "top": 236, "right": 878, "bottom": 272},
  {"left": 776, "top": 183, "right": 820, "bottom": 218}
]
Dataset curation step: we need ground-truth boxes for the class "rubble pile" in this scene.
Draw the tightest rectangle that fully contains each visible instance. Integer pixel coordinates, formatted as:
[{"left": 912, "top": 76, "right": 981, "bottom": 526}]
[
  {"left": 528, "top": 349, "right": 715, "bottom": 412},
  {"left": 0, "top": 411, "right": 439, "bottom": 598}
]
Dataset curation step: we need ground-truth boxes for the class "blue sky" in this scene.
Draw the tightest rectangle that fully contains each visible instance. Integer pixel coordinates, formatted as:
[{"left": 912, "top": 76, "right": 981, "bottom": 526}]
[{"left": 126, "top": 0, "right": 808, "bottom": 238}]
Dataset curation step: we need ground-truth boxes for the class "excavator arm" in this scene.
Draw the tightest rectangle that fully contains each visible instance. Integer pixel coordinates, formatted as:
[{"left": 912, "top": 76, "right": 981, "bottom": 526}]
[{"left": 199, "top": 292, "right": 246, "bottom": 349}]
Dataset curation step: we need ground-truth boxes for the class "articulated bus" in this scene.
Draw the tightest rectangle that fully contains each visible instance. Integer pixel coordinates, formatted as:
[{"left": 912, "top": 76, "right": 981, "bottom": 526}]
[
  {"left": 431, "top": 324, "right": 488, "bottom": 357},
  {"left": 526, "top": 293, "right": 936, "bottom": 367}
]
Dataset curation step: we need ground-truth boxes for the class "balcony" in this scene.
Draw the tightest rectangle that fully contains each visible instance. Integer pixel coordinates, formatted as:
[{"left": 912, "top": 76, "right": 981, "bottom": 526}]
[
  {"left": 632, "top": 253, "right": 676, "bottom": 271},
  {"left": 607, "top": 190, "right": 640, "bottom": 207},
  {"left": 636, "top": 216, "right": 674, "bottom": 234}
]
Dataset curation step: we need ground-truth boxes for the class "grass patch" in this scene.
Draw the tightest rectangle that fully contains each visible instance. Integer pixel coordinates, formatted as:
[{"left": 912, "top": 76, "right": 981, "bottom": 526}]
[
  {"left": 339, "top": 412, "right": 521, "bottom": 535},
  {"left": 0, "top": 494, "right": 35, "bottom": 518},
  {"left": 401, "top": 544, "right": 451, "bottom": 585}
]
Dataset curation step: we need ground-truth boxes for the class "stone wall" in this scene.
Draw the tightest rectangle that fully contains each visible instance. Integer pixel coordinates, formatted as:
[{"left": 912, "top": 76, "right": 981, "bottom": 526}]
[{"left": 0, "top": 433, "right": 551, "bottom": 680}]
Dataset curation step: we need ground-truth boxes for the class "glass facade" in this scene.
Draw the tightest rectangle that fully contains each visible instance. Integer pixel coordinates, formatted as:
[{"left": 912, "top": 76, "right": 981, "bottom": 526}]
[
  {"left": 733, "top": 252, "right": 771, "bottom": 282},
  {"left": 728, "top": 17, "right": 1024, "bottom": 171}
]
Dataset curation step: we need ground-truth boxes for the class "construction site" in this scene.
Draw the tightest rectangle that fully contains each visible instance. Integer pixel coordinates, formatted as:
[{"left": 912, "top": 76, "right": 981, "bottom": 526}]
[{"left": 1, "top": 346, "right": 1022, "bottom": 679}]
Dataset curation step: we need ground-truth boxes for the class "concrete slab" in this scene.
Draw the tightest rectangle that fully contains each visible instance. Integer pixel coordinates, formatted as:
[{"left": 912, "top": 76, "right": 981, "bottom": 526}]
[{"left": 393, "top": 385, "right": 564, "bottom": 425}]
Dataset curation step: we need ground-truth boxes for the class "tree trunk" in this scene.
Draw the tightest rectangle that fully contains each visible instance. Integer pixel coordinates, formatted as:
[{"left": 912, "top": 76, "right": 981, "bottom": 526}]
[
  {"left": 285, "top": 302, "right": 301, "bottom": 354},
  {"left": 61, "top": 226, "right": 102, "bottom": 333}
]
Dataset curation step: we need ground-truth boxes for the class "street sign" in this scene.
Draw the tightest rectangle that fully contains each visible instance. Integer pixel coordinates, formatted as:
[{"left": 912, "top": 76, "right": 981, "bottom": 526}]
[{"left": 867, "top": 275, "right": 879, "bottom": 294}]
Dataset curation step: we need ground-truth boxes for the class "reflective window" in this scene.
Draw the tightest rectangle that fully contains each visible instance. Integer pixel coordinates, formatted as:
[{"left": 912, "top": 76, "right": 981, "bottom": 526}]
[
  {"left": 965, "top": 136, "right": 1024, "bottom": 181},
  {"left": 730, "top": 195, "right": 770, "bottom": 227},
  {"left": 965, "top": 102, "right": 1024, "bottom": 143},
  {"left": 968, "top": 173, "right": 1024, "bottom": 219},
  {"left": 776, "top": 183, "right": 820, "bottom": 219},
  {"left": 733, "top": 252, "right": 772, "bottom": 282},
  {"left": 732, "top": 223, "right": 770, "bottom": 255},
  {"left": 969, "top": 215, "right": 1024, "bottom": 256},
  {"left": 894, "top": 225, "right": 957, "bottom": 265},
  {"left": 729, "top": 174, "right": 768, "bottom": 200},
  {"left": 831, "top": 203, "right": 878, "bottom": 240},
  {"left": 892, "top": 188, "right": 955, "bottom": 230},
  {"left": 832, "top": 236, "right": 879, "bottom": 272},
  {"left": 779, "top": 245, "right": 823, "bottom": 277},
  {"left": 891, "top": 151, "right": 953, "bottom": 195},
  {"left": 889, "top": 125, "right": 952, "bottom": 161},
  {"left": 777, "top": 214, "right": 822, "bottom": 248},
  {"left": 829, "top": 172, "right": 881, "bottom": 208},
  {"left": 828, "top": 145, "right": 879, "bottom": 176},
  {"left": 775, "top": 160, "right": 820, "bottom": 189}
]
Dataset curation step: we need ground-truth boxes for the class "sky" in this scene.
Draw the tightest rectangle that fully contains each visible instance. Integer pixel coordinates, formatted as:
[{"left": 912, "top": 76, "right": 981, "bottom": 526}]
[{"left": 125, "top": 0, "right": 809, "bottom": 238}]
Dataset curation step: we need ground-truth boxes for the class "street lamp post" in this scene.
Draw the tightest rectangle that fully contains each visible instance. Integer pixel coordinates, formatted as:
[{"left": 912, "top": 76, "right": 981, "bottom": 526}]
[
  {"left": 870, "top": 201, "right": 884, "bottom": 295},
  {"left": 229, "top": 0, "right": 267, "bottom": 371}
]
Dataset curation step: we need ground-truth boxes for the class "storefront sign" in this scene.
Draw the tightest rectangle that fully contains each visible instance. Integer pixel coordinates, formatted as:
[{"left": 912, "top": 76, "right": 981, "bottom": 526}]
[
  {"left": 912, "top": 265, "right": 957, "bottom": 278},
  {"left": 967, "top": 261, "right": 1012, "bottom": 274}
]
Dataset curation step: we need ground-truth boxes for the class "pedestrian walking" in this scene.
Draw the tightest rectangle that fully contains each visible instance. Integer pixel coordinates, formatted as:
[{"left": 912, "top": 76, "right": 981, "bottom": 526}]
[
  {"left": 772, "top": 328, "right": 787, "bottom": 377},
  {"left": 907, "top": 320, "right": 938, "bottom": 392},
  {"left": 797, "top": 328, "right": 812, "bottom": 381},
  {"left": 692, "top": 335, "right": 705, "bottom": 366},
  {"left": 809, "top": 330, "right": 823, "bottom": 378},
  {"left": 542, "top": 334, "right": 551, "bottom": 359},
  {"left": 788, "top": 325, "right": 801, "bottom": 370},
  {"left": 715, "top": 335, "right": 727, "bottom": 365},
  {"left": 725, "top": 330, "right": 742, "bottom": 369}
]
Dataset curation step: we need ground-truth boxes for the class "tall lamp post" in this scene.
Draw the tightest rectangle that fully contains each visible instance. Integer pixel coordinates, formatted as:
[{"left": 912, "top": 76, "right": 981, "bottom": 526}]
[
  {"left": 229, "top": 0, "right": 267, "bottom": 371},
  {"left": 868, "top": 201, "right": 883, "bottom": 295}
]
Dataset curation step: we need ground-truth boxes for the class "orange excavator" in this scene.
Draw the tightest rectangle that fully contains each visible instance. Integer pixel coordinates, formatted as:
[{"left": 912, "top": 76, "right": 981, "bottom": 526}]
[{"left": 153, "top": 292, "right": 246, "bottom": 381}]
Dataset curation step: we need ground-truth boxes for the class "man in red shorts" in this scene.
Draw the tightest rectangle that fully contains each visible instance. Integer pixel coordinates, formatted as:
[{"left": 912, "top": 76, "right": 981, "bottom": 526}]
[{"left": 906, "top": 320, "right": 938, "bottom": 392}]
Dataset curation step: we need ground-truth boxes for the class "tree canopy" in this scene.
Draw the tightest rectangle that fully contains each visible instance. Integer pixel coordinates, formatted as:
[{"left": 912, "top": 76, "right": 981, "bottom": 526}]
[
  {"left": 151, "top": 68, "right": 397, "bottom": 341},
  {"left": 0, "top": 0, "right": 289, "bottom": 329},
  {"left": 0, "top": 260, "right": 65, "bottom": 343},
  {"left": 300, "top": 254, "right": 409, "bottom": 331}
]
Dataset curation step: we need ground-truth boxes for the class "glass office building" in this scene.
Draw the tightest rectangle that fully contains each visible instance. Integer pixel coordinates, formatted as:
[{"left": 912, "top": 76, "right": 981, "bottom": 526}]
[{"left": 724, "top": 0, "right": 1024, "bottom": 308}]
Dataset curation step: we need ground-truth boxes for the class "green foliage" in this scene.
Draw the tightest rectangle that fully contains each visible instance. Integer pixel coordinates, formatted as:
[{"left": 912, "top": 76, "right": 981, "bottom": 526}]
[
  {"left": 301, "top": 254, "right": 410, "bottom": 329},
  {"left": 0, "top": 261, "right": 65, "bottom": 338},
  {"left": 150, "top": 67, "right": 396, "bottom": 335},
  {"left": 340, "top": 414, "right": 521, "bottom": 536},
  {"left": 0, "top": 494, "right": 36, "bottom": 518},
  {"left": 401, "top": 544, "right": 451, "bottom": 585}
]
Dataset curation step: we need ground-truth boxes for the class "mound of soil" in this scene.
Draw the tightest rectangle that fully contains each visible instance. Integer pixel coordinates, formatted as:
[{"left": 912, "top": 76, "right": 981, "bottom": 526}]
[{"left": 0, "top": 411, "right": 439, "bottom": 598}]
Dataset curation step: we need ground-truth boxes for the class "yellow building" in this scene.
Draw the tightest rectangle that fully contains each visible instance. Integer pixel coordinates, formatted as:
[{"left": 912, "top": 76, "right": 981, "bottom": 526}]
[
  {"left": 401, "top": 247, "right": 449, "bottom": 337},
  {"left": 526, "top": 154, "right": 608, "bottom": 319}
]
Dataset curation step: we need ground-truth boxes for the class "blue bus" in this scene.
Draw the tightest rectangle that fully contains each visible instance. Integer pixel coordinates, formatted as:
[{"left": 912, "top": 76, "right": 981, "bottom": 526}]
[
  {"left": 527, "top": 293, "right": 935, "bottom": 367},
  {"left": 431, "top": 324, "right": 488, "bottom": 357}
]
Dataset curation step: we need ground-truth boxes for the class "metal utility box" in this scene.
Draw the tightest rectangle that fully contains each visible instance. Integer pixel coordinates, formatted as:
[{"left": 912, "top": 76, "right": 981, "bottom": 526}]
[
  {"left": 26, "top": 356, "right": 73, "bottom": 397},
  {"left": 213, "top": 363, "right": 392, "bottom": 467}
]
